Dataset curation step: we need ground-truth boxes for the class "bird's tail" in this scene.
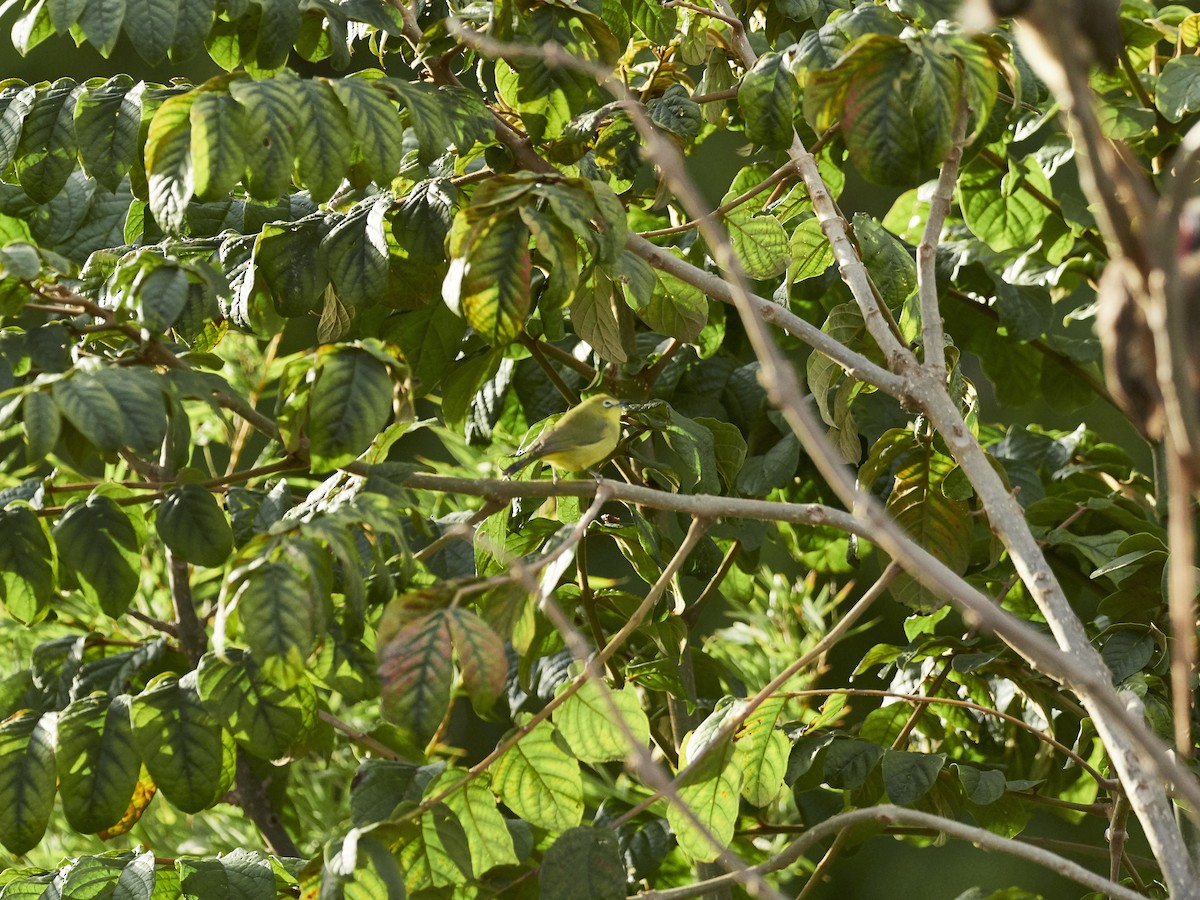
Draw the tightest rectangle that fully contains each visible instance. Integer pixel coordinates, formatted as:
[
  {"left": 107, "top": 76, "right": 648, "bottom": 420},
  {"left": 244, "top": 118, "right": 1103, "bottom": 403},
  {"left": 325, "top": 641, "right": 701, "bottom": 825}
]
[{"left": 502, "top": 454, "right": 531, "bottom": 477}]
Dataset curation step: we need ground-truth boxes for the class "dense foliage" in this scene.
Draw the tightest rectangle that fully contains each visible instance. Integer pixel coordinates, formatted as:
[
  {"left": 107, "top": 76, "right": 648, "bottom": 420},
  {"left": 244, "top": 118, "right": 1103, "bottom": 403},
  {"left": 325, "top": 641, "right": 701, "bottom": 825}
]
[{"left": 0, "top": 0, "right": 1197, "bottom": 897}]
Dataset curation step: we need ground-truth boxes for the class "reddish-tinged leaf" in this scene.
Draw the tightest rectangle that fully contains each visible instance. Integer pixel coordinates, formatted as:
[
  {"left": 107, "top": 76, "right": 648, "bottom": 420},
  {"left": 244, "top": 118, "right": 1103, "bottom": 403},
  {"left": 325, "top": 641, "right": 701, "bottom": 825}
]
[{"left": 446, "top": 609, "right": 507, "bottom": 716}]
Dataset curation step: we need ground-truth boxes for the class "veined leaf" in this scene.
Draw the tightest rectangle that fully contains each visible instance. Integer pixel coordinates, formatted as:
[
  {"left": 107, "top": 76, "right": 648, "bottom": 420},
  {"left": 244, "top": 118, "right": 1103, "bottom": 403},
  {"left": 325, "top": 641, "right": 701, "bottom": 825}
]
[
  {"left": 0, "top": 711, "right": 56, "bottom": 855},
  {"left": 52, "top": 495, "right": 141, "bottom": 618},
  {"left": 552, "top": 680, "right": 650, "bottom": 764},
  {"left": 491, "top": 719, "right": 583, "bottom": 832},
  {"left": 0, "top": 85, "right": 37, "bottom": 174},
  {"left": 75, "top": 76, "right": 142, "bottom": 191},
  {"left": 253, "top": 219, "right": 328, "bottom": 317},
  {"left": 323, "top": 196, "right": 390, "bottom": 309},
  {"left": 441, "top": 774, "right": 519, "bottom": 875},
  {"left": 541, "top": 827, "right": 624, "bottom": 900},
  {"left": 739, "top": 52, "right": 799, "bottom": 148},
  {"left": 443, "top": 210, "right": 531, "bottom": 347},
  {"left": 156, "top": 483, "right": 233, "bottom": 568},
  {"left": 732, "top": 696, "right": 788, "bottom": 807},
  {"left": 0, "top": 505, "right": 55, "bottom": 624},
  {"left": 15, "top": 78, "right": 80, "bottom": 203},
  {"left": 130, "top": 672, "right": 235, "bottom": 814},
  {"left": 296, "top": 80, "right": 353, "bottom": 203},
  {"left": 229, "top": 75, "right": 302, "bottom": 200},
  {"left": 56, "top": 694, "right": 140, "bottom": 834},
  {"left": 145, "top": 91, "right": 196, "bottom": 234},
  {"left": 308, "top": 344, "right": 394, "bottom": 470},
  {"left": 445, "top": 609, "right": 507, "bottom": 717},
  {"left": 122, "top": 0, "right": 179, "bottom": 63},
  {"left": 75, "top": 0, "right": 127, "bottom": 56},
  {"left": 330, "top": 75, "right": 405, "bottom": 188},
  {"left": 189, "top": 91, "right": 246, "bottom": 201},
  {"left": 378, "top": 608, "right": 454, "bottom": 746},
  {"left": 196, "top": 649, "right": 319, "bottom": 761}
]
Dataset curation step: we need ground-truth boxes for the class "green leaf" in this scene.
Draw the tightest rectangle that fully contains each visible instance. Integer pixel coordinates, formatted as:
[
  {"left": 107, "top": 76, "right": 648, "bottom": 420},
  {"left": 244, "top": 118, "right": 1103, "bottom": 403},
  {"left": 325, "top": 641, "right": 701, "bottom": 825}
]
[
  {"left": 853, "top": 213, "right": 915, "bottom": 308},
  {"left": 384, "top": 301, "right": 466, "bottom": 397},
  {"left": 189, "top": 91, "right": 246, "bottom": 201},
  {"left": 732, "top": 696, "right": 788, "bottom": 807},
  {"left": 570, "top": 275, "right": 627, "bottom": 363},
  {"left": 308, "top": 345, "right": 394, "bottom": 470},
  {"left": 330, "top": 75, "right": 405, "bottom": 187},
  {"left": 739, "top": 52, "right": 799, "bottom": 148},
  {"left": 956, "top": 764, "right": 1006, "bottom": 805},
  {"left": 956, "top": 154, "right": 1052, "bottom": 253},
  {"left": 253, "top": 219, "right": 328, "bottom": 317},
  {"left": 131, "top": 672, "right": 235, "bottom": 813},
  {"left": 229, "top": 76, "right": 302, "bottom": 200},
  {"left": 145, "top": 91, "right": 196, "bottom": 234},
  {"left": 881, "top": 749, "right": 944, "bottom": 805},
  {"left": 1156, "top": 56, "right": 1200, "bottom": 122},
  {"left": 296, "top": 80, "right": 354, "bottom": 203},
  {"left": 156, "top": 483, "right": 233, "bottom": 567},
  {"left": 53, "top": 366, "right": 168, "bottom": 454},
  {"left": 391, "top": 178, "right": 456, "bottom": 265},
  {"left": 445, "top": 609, "right": 507, "bottom": 717},
  {"left": 75, "top": 0, "right": 127, "bottom": 56},
  {"left": 639, "top": 267, "right": 707, "bottom": 343},
  {"left": 323, "top": 196, "right": 390, "bottom": 308},
  {"left": 48, "top": 0, "right": 86, "bottom": 33},
  {"left": 177, "top": 849, "right": 275, "bottom": 900},
  {"left": 384, "top": 81, "right": 492, "bottom": 163},
  {"left": 0, "top": 505, "right": 55, "bottom": 624},
  {"left": 56, "top": 694, "right": 140, "bottom": 833},
  {"left": 0, "top": 712, "right": 56, "bottom": 855},
  {"left": 441, "top": 775, "right": 519, "bottom": 876},
  {"left": 540, "top": 827, "right": 624, "bottom": 900},
  {"left": 807, "top": 34, "right": 958, "bottom": 186},
  {"left": 122, "top": 0, "right": 178, "bottom": 63},
  {"left": 52, "top": 495, "right": 142, "bottom": 618},
  {"left": 196, "top": 649, "right": 318, "bottom": 760},
  {"left": 74, "top": 76, "right": 142, "bottom": 192},
  {"left": 725, "top": 207, "right": 790, "bottom": 279},
  {"left": 491, "top": 719, "right": 583, "bottom": 832},
  {"left": 229, "top": 560, "right": 321, "bottom": 669},
  {"left": 444, "top": 211, "right": 531, "bottom": 347},
  {"left": 788, "top": 212, "right": 833, "bottom": 282},
  {"left": 350, "top": 759, "right": 419, "bottom": 826},
  {"left": 0, "top": 85, "right": 37, "bottom": 174},
  {"left": 395, "top": 804, "right": 472, "bottom": 893},
  {"left": 823, "top": 738, "right": 883, "bottom": 790},
  {"left": 378, "top": 609, "right": 454, "bottom": 746},
  {"left": 1101, "top": 630, "right": 1154, "bottom": 682},
  {"left": 15, "top": 79, "right": 81, "bottom": 203},
  {"left": 552, "top": 680, "right": 650, "bottom": 764},
  {"left": 253, "top": 0, "right": 302, "bottom": 68},
  {"left": 670, "top": 730, "right": 742, "bottom": 862}
]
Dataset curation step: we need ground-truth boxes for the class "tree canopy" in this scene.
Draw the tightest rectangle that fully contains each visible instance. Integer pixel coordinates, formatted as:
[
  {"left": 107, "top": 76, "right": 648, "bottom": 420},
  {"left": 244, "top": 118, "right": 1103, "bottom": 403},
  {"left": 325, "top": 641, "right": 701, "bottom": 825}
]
[{"left": 0, "top": 0, "right": 1198, "bottom": 897}]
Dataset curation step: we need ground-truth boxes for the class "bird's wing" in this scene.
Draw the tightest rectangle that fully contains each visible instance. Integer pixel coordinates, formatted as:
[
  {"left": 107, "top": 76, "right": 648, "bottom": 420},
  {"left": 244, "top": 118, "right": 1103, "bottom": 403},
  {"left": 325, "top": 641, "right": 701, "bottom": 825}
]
[{"left": 535, "top": 410, "right": 611, "bottom": 454}]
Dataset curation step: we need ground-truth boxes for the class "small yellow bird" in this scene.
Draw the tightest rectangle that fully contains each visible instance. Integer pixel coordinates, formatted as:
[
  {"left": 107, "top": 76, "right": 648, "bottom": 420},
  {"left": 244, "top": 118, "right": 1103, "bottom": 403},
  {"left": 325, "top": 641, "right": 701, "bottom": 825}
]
[{"left": 503, "top": 394, "right": 626, "bottom": 477}]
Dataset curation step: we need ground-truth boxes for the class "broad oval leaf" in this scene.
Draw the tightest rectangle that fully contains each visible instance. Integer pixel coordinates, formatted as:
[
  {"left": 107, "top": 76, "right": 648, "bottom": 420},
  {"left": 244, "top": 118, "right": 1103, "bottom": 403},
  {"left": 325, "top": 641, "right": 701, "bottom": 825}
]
[
  {"left": 308, "top": 345, "right": 394, "bottom": 471},
  {"left": 56, "top": 694, "right": 140, "bottom": 834},
  {"left": 0, "top": 711, "right": 57, "bottom": 855},
  {"left": 540, "top": 827, "right": 624, "bottom": 900},
  {"left": 491, "top": 719, "right": 583, "bottom": 833},
  {"left": 552, "top": 680, "right": 650, "bottom": 764},
  {"left": 52, "top": 494, "right": 141, "bottom": 618},
  {"left": 196, "top": 649, "right": 318, "bottom": 760},
  {"left": 130, "top": 672, "right": 234, "bottom": 814},
  {"left": 156, "top": 483, "right": 233, "bottom": 568},
  {"left": 378, "top": 609, "right": 454, "bottom": 746},
  {"left": 443, "top": 210, "right": 531, "bottom": 347},
  {"left": 0, "top": 505, "right": 55, "bottom": 624}
]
